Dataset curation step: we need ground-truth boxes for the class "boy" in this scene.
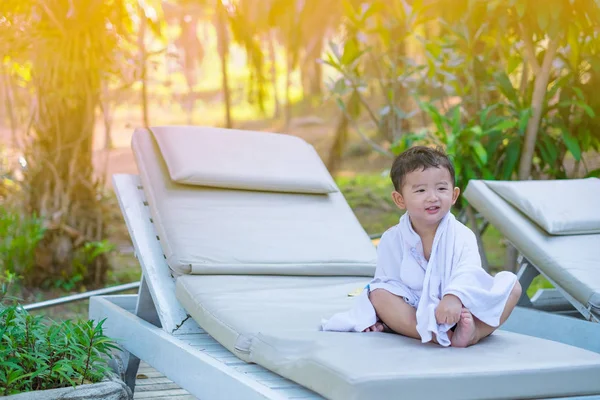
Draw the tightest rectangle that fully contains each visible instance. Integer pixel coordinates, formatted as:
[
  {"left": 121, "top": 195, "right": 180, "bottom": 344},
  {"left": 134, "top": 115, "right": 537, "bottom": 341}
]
[{"left": 322, "top": 146, "right": 521, "bottom": 347}]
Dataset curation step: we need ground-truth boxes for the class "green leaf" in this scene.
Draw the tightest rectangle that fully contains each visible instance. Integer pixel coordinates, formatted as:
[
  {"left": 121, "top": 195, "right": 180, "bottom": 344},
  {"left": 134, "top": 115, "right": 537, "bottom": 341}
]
[
  {"left": 507, "top": 56, "right": 521, "bottom": 75},
  {"left": 502, "top": 140, "right": 520, "bottom": 180},
  {"left": 562, "top": 131, "right": 582, "bottom": 161},
  {"left": 471, "top": 141, "right": 488, "bottom": 164},
  {"left": 489, "top": 119, "right": 518, "bottom": 132},
  {"left": 518, "top": 108, "right": 532, "bottom": 134},
  {"left": 585, "top": 168, "right": 600, "bottom": 178},
  {"left": 470, "top": 126, "right": 483, "bottom": 136},
  {"left": 451, "top": 106, "right": 461, "bottom": 132},
  {"left": 572, "top": 87, "right": 584, "bottom": 101},
  {"left": 495, "top": 72, "right": 520, "bottom": 107},
  {"left": 421, "top": 102, "right": 447, "bottom": 134},
  {"left": 537, "top": 9, "right": 549, "bottom": 30},
  {"left": 576, "top": 101, "right": 595, "bottom": 118},
  {"left": 341, "top": 39, "right": 361, "bottom": 66},
  {"left": 540, "top": 135, "right": 559, "bottom": 164},
  {"left": 567, "top": 26, "right": 580, "bottom": 68}
]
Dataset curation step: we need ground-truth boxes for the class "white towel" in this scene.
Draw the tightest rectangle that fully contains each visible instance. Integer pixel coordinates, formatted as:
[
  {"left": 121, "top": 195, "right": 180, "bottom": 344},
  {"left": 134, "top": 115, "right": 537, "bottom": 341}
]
[{"left": 321, "top": 212, "right": 517, "bottom": 347}]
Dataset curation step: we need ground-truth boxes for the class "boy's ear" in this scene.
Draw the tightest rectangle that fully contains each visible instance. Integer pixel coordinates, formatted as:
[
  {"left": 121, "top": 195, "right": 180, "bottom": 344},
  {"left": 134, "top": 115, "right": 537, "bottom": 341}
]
[
  {"left": 452, "top": 186, "right": 460, "bottom": 205},
  {"left": 392, "top": 190, "right": 406, "bottom": 209}
]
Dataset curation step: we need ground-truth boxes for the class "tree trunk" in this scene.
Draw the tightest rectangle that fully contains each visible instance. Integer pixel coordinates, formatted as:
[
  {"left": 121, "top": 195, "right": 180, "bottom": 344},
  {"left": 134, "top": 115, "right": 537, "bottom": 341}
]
[
  {"left": 327, "top": 112, "right": 349, "bottom": 175},
  {"left": 138, "top": 3, "right": 150, "bottom": 128},
  {"left": 27, "top": 82, "right": 108, "bottom": 287},
  {"left": 284, "top": 50, "right": 292, "bottom": 129},
  {"left": 466, "top": 205, "right": 489, "bottom": 272},
  {"left": 22, "top": 5, "right": 110, "bottom": 288},
  {"left": 517, "top": 37, "right": 560, "bottom": 180},
  {"left": 300, "top": 37, "right": 323, "bottom": 100},
  {"left": 1, "top": 65, "right": 19, "bottom": 150},
  {"left": 268, "top": 31, "right": 281, "bottom": 119},
  {"left": 327, "top": 92, "right": 361, "bottom": 174},
  {"left": 101, "top": 81, "right": 113, "bottom": 150},
  {"left": 216, "top": 1, "right": 232, "bottom": 128}
]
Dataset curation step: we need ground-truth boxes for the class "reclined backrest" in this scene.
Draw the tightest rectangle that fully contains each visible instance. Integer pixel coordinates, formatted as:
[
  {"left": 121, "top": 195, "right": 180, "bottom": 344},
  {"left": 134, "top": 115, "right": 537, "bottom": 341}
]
[
  {"left": 132, "top": 126, "right": 377, "bottom": 277},
  {"left": 484, "top": 178, "right": 600, "bottom": 235}
]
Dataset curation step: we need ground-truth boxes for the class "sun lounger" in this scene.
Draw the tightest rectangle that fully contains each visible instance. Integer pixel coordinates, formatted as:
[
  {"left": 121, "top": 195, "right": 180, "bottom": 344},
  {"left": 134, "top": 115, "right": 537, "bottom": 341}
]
[
  {"left": 464, "top": 179, "right": 600, "bottom": 323},
  {"left": 90, "top": 126, "right": 600, "bottom": 400}
]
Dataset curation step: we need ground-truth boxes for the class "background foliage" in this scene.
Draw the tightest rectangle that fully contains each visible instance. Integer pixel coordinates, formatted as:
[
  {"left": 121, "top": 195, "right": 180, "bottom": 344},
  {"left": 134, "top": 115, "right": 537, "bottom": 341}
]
[{"left": 0, "top": 0, "right": 598, "bottom": 292}]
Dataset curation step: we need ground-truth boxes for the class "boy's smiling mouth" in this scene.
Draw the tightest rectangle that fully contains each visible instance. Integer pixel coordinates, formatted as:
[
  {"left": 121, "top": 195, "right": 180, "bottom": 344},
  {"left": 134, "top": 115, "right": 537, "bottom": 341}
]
[{"left": 425, "top": 206, "right": 440, "bottom": 214}]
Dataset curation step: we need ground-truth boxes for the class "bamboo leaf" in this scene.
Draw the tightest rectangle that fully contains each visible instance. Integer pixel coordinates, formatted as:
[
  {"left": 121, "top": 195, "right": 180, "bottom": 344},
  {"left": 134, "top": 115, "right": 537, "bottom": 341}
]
[
  {"left": 518, "top": 108, "right": 532, "bottom": 134},
  {"left": 488, "top": 119, "right": 518, "bottom": 132},
  {"left": 471, "top": 141, "right": 488, "bottom": 164},
  {"left": 562, "top": 131, "right": 582, "bottom": 161},
  {"left": 495, "top": 71, "right": 520, "bottom": 107},
  {"left": 576, "top": 101, "right": 595, "bottom": 118},
  {"left": 502, "top": 140, "right": 520, "bottom": 180}
]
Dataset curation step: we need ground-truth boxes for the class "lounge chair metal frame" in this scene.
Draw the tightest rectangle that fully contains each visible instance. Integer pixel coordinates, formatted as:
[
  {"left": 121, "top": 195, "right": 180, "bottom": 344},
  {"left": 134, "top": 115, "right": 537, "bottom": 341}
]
[
  {"left": 515, "top": 255, "right": 600, "bottom": 323},
  {"left": 90, "top": 174, "right": 320, "bottom": 399},
  {"left": 89, "top": 174, "right": 600, "bottom": 400}
]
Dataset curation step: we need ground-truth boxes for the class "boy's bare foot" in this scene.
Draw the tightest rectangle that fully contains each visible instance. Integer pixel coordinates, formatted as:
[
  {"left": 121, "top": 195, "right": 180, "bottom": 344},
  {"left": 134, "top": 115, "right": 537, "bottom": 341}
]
[
  {"left": 451, "top": 308, "right": 477, "bottom": 348},
  {"left": 363, "top": 321, "right": 385, "bottom": 332}
]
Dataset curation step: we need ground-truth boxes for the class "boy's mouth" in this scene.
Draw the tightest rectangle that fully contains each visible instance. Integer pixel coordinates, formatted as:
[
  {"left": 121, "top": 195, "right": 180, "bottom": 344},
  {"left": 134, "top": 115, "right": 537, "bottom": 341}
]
[{"left": 425, "top": 206, "right": 440, "bottom": 214}]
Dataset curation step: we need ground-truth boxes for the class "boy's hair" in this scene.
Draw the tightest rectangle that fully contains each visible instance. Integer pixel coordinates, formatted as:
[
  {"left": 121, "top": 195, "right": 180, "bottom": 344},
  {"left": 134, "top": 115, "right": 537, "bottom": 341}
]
[{"left": 390, "top": 146, "right": 455, "bottom": 191}]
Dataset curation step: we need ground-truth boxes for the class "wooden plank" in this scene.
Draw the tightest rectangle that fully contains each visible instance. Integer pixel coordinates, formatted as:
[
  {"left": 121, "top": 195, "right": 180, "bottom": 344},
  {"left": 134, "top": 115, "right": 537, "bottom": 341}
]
[
  {"left": 134, "top": 389, "right": 191, "bottom": 398},
  {"left": 135, "top": 383, "right": 182, "bottom": 392},
  {"left": 135, "top": 371, "right": 165, "bottom": 379},
  {"left": 133, "top": 377, "right": 174, "bottom": 386},
  {"left": 112, "top": 174, "right": 194, "bottom": 334}
]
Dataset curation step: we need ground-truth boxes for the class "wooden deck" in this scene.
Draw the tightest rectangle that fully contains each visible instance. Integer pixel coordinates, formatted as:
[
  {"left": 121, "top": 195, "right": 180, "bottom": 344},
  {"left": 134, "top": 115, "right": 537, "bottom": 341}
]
[{"left": 134, "top": 362, "right": 196, "bottom": 399}]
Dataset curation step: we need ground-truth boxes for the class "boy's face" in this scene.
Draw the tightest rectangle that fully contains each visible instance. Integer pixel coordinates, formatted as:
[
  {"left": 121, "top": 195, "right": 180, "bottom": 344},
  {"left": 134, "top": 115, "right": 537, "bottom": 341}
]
[{"left": 391, "top": 167, "right": 459, "bottom": 228}]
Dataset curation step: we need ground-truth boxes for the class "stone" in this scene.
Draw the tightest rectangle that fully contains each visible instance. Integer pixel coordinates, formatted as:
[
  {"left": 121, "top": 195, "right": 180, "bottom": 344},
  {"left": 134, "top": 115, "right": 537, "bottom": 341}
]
[{"left": 1, "top": 373, "right": 132, "bottom": 400}]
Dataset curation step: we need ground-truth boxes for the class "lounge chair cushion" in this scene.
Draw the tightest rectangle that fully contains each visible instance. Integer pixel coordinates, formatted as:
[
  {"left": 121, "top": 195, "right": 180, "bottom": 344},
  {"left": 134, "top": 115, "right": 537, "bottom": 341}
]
[
  {"left": 133, "top": 128, "right": 377, "bottom": 276},
  {"left": 252, "top": 330, "right": 600, "bottom": 400},
  {"left": 175, "top": 275, "right": 369, "bottom": 361},
  {"left": 465, "top": 180, "right": 600, "bottom": 313},
  {"left": 485, "top": 178, "right": 600, "bottom": 235},
  {"left": 150, "top": 126, "right": 337, "bottom": 194},
  {"left": 176, "top": 274, "right": 600, "bottom": 400}
]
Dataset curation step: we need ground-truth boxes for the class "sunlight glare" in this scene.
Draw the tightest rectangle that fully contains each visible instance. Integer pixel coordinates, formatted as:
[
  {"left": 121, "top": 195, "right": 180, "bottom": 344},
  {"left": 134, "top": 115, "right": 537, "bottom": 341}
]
[{"left": 18, "top": 156, "right": 27, "bottom": 169}]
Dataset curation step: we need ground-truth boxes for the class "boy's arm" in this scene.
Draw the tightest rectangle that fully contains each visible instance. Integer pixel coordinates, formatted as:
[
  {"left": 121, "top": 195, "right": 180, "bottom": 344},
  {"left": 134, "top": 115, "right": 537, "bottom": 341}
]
[{"left": 372, "top": 228, "right": 403, "bottom": 280}]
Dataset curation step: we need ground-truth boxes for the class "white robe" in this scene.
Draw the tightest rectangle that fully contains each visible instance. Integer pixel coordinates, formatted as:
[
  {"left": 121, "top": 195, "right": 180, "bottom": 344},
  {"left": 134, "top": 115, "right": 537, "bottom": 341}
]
[{"left": 321, "top": 212, "right": 517, "bottom": 347}]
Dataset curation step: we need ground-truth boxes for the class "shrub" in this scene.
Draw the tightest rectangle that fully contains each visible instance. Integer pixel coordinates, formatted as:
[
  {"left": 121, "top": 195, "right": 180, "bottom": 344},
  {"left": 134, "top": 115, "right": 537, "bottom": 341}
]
[
  {"left": 0, "top": 206, "right": 46, "bottom": 285},
  {"left": 0, "top": 299, "right": 118, "bottom": 395}
]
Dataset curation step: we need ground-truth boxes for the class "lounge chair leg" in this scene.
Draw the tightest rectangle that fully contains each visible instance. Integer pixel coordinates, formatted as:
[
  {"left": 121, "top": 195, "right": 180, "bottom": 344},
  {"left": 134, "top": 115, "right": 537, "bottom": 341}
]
[
  {"left": 516, "top": 256, "right": 539, "bottom": 308},
  {"left": 124, "top": 353, "right": 141, "bottom": 393},
  {"left": 124, "top": 275, "right": 162, "bottom": 393}
]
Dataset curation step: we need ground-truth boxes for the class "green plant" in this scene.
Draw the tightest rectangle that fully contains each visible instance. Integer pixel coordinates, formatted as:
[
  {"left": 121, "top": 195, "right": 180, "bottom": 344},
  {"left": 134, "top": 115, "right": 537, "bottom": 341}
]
[
  {"left": 0, "top": 301, "right": 118, "bottom": 395},
  {"left": 56, "top": 240, "right": 116, "bottom": 291},
  {"left": 0, "top": 206, "right": 46, "bottom": 284},
  {"left": 391, "top": 102, "right": 500, "bottom": 197}
]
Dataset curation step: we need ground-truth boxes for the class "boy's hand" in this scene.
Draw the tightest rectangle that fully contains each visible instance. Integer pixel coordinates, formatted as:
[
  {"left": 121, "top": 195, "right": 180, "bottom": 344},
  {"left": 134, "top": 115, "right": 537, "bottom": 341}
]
[{"left": 435, "top": 294, "right": 462, "bottom": 325}]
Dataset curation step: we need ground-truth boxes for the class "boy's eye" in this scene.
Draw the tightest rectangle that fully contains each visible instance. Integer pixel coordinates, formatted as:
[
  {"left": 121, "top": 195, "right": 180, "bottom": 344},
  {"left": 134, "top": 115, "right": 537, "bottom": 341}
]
[
  {"left": 438, "top": 187, "right": 447, "bottom": 191},
  {"left": 415, "top": 189, "right": 425, "bottom": 193}
]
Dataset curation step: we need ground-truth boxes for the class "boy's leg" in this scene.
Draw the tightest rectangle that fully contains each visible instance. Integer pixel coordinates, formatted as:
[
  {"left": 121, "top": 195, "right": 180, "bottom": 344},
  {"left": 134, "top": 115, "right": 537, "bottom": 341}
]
[
  {"left": 452, "top": 280, "right": 522, "bottom": 347},
  {"left": 369, "top": 288, "right": 420, "bottom": 340}
]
